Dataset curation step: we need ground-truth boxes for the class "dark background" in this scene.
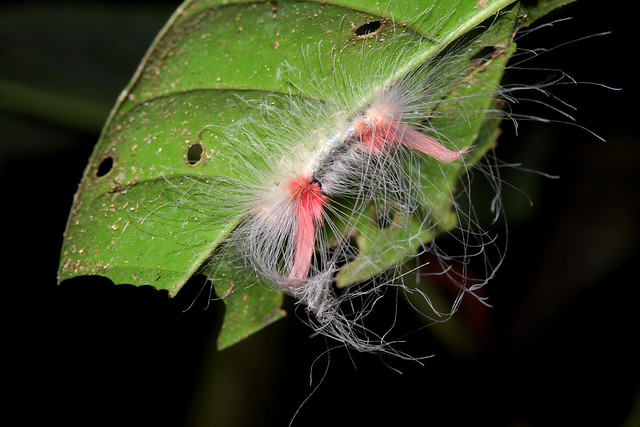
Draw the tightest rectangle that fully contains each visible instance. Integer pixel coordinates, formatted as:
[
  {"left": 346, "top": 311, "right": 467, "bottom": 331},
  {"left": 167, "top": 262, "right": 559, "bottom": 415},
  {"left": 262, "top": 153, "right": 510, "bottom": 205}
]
[{"left": 3, "top": 1, "right": 638, "bottom": 426}]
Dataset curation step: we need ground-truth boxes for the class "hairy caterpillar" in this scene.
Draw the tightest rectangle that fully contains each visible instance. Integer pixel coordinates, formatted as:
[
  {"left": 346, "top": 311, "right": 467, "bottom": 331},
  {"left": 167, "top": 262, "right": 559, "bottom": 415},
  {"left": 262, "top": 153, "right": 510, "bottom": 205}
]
[
  {"left": 190, "top": 7, "right": 533, "bottom": 355},
  {"left": 220, "top": 79, "right": 474, "bottom": 353},
  {"left": 58, "top": 0, "right": 598, "bottom": 356}
]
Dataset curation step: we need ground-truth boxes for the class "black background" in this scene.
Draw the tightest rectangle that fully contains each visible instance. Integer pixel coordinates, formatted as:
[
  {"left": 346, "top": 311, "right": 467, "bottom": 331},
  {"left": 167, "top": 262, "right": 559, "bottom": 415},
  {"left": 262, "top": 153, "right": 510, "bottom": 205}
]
[{"left": 3, "top": 1, "right": 638, "bottom": 426}]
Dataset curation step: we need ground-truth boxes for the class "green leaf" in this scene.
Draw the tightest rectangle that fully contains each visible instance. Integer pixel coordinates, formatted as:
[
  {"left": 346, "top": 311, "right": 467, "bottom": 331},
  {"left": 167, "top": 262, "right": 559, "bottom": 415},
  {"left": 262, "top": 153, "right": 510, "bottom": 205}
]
[
  {"left": 58, "top": 0, "right": 569, "bottom": 349},
  {"left": 201, "top": 258, "right": 286, "bottom": 350}
]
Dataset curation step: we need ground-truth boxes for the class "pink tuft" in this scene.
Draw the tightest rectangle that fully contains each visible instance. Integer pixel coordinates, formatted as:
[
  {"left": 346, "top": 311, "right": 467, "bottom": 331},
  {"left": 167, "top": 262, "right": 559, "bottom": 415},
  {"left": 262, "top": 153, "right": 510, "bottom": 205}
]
[
  {"left": 354, "top": 104, "right": 401, "bottom": 152},
  {"left": 397, "top": 126, "right": 470, "bottom": 163},
  {"left": 355, "top": 102, "right": 469, "bottom": 163},
  {"left": 286, "top": 176, "right": 327, "bottom": 281}
]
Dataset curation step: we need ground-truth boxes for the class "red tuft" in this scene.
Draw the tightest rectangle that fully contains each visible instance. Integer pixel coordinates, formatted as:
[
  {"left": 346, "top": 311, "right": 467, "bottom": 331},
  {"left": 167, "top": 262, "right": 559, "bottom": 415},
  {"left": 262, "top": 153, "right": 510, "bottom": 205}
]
[
  {"left": 354, "top": 107, "right": 399, "bottom": 153},
  {"left": 355, "top": 103, "right": 469, "bottom": 162},
  {"left": 286, "top": 176, "right": 327, "bottom": 281},
  {"left": 398, "top": 127, "right": 470, "bottom": 163}
]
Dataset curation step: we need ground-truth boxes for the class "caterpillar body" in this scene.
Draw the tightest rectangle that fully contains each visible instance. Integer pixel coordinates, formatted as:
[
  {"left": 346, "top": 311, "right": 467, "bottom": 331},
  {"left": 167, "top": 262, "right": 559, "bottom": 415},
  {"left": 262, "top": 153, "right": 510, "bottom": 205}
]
[{"left": 202, "top": 15, "right": 517, "bottom": 354}]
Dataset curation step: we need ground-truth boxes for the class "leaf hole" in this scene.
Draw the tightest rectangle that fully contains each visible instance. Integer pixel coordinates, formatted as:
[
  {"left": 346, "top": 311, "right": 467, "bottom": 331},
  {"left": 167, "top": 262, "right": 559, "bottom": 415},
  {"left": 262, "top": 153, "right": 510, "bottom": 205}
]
[
  {"left": 186, "top": 142, "right": 204, "bottom": 166},
  {"left": 96, "top": 156, "right": 114, "bottom": 177},
  {"left": 354, "top": 21, "right": 382, "bottom": 38}
]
